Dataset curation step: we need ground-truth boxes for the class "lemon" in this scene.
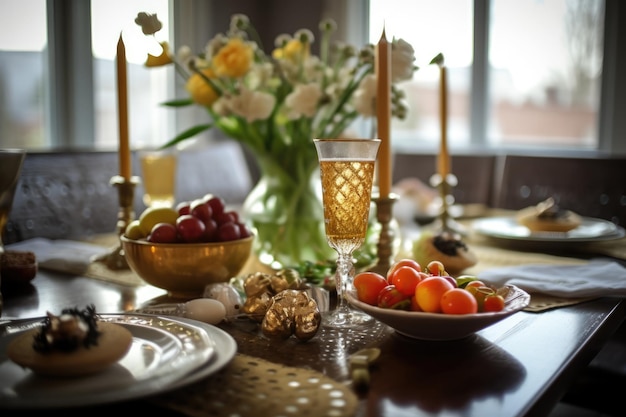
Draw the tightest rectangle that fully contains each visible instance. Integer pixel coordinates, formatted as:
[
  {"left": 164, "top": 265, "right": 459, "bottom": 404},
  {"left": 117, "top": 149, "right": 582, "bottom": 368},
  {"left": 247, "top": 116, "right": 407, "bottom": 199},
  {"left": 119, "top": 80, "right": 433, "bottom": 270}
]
[
  {"left": 138, "top": 206, "right": 179, "bottom": 235},
  {"left": 124, "top": 219, "right": 145, "bottom": 240}
]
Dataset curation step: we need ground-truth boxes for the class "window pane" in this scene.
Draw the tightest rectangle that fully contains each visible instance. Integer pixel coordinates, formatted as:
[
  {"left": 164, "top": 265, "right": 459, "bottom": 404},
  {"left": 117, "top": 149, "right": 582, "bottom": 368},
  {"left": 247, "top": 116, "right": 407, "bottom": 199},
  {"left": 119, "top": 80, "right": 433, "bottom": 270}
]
[
  {"left": 0, "top": 0, "right": 47, "bottom": 149},
  {"left": 488, "top": 0, "right": 603, "bottom": 149},
  {"left": 369, "top": 0, "right": 473, "bottom": 149},
  {"left": 91, "top": 0, "right": 172, "bottom": 150}
]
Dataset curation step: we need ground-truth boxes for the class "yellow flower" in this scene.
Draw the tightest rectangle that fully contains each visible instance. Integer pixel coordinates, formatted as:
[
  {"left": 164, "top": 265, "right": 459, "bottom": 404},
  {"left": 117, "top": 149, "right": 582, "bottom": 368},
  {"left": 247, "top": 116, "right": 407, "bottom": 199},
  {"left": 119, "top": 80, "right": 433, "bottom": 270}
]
[
  {"left": 186, "top": 69, "right": 219, "bottom": 106},
  {"left": 212, "top": 38, "right": 253, "bottom": 78},
  {"left": 272, "top": 39, "right": 309, "bottom": 61},
  {"left": 145, "top": 41, "right": 173, "bottom": 67}
]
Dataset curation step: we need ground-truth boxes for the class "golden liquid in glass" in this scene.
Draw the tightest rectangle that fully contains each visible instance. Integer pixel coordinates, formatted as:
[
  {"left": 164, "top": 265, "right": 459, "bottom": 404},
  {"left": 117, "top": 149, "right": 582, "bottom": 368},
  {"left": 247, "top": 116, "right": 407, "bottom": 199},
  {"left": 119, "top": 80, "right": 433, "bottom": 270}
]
[
  {"left": 319, "top": 160, "right": 375, "bottom": 254},
  {"left": 140, "top": 153, "right": 177, "bottom": 208}
]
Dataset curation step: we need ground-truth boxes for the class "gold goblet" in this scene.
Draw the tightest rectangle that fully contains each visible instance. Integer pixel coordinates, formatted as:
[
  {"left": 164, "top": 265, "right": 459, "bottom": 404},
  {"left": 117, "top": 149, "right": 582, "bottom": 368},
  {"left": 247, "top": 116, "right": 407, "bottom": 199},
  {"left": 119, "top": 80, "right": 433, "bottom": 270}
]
[{"left": 314, "top": 138, "right": 380, "bottom": 328}]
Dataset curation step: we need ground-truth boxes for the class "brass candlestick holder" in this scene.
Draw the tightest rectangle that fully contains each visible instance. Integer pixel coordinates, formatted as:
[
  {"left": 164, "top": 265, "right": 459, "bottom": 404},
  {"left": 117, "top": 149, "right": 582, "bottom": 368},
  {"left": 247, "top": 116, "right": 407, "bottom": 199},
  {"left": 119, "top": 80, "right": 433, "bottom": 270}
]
[
  {"left": 92, "top": 175, "right": 140, "bottom": 270},
  {"left": 368, "top": 193, "right": 398, "bottom": 276},
  {"left": 429, "top": 172, "right": 465, "bottom": 235}
]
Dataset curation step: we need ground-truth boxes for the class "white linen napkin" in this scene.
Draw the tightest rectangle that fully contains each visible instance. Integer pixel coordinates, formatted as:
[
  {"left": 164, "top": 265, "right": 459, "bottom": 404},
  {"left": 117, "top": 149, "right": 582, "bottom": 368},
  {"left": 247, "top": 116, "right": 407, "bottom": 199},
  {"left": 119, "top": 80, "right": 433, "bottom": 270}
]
[
  {"left": 479, "top": 259, "right": 626, "bottom": 298},
  {"left": 7, "top": 237, "right": 109, "bottom": 275}
]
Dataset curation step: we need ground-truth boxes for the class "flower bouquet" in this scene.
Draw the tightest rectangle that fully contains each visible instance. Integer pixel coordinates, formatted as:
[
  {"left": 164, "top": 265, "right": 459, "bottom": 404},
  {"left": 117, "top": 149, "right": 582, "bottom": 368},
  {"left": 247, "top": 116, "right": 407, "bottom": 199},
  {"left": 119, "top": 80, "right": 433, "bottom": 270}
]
[{"left": 135, "top": 12, "right": 420, "bottom": 269}]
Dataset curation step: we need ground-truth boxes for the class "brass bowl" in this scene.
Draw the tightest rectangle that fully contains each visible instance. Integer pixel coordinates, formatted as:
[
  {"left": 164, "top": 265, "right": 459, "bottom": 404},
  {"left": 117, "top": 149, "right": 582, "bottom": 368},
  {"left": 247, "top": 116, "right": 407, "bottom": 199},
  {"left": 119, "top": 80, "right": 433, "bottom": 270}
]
[{"left": 121, "top": 235, "right": 253, "bottom": 298}]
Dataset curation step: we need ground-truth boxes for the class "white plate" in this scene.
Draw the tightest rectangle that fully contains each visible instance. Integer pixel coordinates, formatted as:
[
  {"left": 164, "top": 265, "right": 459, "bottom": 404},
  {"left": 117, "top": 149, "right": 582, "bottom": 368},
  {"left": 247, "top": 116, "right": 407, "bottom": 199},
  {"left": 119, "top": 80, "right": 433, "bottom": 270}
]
[
  {"left": 0, "top": 314, "right": 237, "bottom": 409},
  {"left": 472, "top": 216, "right": 625, "bottom": 243},
  {"left": 346, "top": 285, "right": 530, "bottom": 341}
]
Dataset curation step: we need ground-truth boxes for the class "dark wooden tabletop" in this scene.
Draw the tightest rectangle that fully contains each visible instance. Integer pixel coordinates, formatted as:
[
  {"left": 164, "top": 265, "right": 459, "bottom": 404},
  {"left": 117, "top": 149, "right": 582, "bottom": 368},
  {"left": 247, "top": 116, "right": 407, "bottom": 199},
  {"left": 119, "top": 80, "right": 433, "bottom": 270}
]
[{"left": 2, "top": 266, "right": 625, "bottom": 417}]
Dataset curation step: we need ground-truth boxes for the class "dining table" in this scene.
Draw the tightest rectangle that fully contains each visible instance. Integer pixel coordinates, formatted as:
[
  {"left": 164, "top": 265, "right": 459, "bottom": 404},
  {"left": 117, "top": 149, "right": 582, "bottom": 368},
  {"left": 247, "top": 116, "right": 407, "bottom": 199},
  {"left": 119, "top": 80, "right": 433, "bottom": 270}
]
[{"left": 2, "top": 209, "right": 626, "bottom": 417}]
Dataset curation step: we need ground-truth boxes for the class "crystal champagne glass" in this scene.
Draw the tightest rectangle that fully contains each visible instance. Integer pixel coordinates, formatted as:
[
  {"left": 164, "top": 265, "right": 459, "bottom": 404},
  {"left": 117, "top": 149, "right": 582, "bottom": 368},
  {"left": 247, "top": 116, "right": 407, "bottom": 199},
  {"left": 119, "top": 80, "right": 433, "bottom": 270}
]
[{"left": 314, "top": 138, "right": 380, "bottom": 328}]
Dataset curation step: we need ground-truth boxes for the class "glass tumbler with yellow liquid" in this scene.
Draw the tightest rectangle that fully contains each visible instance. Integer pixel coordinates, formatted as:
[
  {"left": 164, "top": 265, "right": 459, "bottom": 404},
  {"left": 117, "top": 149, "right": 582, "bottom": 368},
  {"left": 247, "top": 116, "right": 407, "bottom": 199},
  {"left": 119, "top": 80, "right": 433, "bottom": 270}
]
[
  {"left": 314, "top": 138, "right": 380, "bottom": 328},
  {"left": 139, "top": 149, "right": 177, "bottom": 208}
]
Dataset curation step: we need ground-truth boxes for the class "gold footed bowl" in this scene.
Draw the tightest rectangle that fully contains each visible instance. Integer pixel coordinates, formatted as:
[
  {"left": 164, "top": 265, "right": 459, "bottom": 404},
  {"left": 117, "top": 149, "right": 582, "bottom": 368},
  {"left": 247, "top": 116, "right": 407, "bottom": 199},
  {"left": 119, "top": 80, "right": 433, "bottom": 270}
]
[{"left": 121, "top": 235, "right": 253, "bottom": 298}]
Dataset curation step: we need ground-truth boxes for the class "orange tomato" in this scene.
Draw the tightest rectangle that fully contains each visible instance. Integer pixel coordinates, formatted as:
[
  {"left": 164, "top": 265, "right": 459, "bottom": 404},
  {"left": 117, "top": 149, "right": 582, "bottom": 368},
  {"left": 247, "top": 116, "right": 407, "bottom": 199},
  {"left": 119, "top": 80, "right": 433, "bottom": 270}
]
[
  {"left": 441, "top": 288, "right": 478, "bottom": 314},
  {"left": 409, "top": 295, "right": 422, "bottom": 312},
  {"left": 484, "top": 294, "right": 506, "bottom": 312},
  {"left": 387, "top": 259, "right": 421, "bottom": 282},
  {"left": 415, "top": 276, "right": 454, "bottom": 313},
  {"left": 426, "top": 260, "right": 445, "bottom": 276},
  {"left": 388, "top": 266, "right": 423, "bottom": 296},
  {"left": 465, "top": 280, "right": 486, "bottom": 289},
  {"left": 354, "top": 272, "right": 388, "bottom": 306}
]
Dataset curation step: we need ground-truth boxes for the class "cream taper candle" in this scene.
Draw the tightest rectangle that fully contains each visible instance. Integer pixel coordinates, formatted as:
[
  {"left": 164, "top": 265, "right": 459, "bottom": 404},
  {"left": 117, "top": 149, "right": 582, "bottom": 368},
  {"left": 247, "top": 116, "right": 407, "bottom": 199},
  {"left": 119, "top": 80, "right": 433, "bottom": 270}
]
[
  {"left": 438, "top": 64, "right": 450, "bottom": 178},
  {"left": 117, "top": 33, "right": 131, "bottom": 180},
  {"left": 376, "top": 28, "right": 392, "bottom": 198}
]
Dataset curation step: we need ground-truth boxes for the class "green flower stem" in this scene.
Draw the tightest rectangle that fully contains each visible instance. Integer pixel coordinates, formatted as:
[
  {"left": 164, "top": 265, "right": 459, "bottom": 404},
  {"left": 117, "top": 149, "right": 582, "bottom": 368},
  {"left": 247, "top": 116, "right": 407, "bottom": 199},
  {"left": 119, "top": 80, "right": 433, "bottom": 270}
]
[{"left": 243, "top": 151, "right": 334, "bottom": 269}]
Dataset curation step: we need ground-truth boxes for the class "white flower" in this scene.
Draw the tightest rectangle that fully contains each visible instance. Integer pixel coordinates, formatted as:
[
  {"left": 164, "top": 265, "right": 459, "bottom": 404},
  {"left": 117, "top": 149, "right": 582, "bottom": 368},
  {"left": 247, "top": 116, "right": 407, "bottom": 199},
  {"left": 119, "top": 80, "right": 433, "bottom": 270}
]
[
  {"left": 285, "top": 83, "right": 323, "bottom": 119},
  {"left": 135, "top": 12, "right": 162, "bottom": 35},
  {"left": 391, "top": 38, "right": 416, "bottom": 83},
  {"left": 352, "top": 74, "right": 377, "bottom": 117},
  {"left": 246, "top": 62, "right": 275, "bottom": 90},
  {"left": 223, "top": 87, "right": 276, "bottom": 122}
]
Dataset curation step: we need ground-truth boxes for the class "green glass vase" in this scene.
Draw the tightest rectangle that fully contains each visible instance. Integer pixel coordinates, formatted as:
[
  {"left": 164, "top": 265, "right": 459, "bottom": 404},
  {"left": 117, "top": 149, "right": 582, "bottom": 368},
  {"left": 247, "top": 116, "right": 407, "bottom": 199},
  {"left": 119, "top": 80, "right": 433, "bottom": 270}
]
[{"left": 243, "top": 155, "right": 334, "bottom": 270}]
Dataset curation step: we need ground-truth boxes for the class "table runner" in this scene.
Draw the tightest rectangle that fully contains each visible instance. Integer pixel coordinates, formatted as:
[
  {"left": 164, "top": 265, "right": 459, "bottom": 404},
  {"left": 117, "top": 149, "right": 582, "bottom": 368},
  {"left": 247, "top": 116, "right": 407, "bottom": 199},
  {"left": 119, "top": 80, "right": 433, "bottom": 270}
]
[{"left": 150, "top": 353, "right": 358, "bottom": 417}]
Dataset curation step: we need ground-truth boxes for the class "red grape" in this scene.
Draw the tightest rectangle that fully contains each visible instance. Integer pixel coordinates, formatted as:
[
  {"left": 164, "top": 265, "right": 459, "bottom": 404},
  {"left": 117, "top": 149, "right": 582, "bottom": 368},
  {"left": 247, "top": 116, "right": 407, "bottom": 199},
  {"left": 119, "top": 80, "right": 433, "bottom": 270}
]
[
  {"left": 215, "top": 211, "right": 236, "bottom": 225},
  {"left": 148, "top": 222, "right": 178, "bottom": 243},
  {"left": 237, "top": 222, "right": 251, "bottom": 238},
  {"left": 190, "top": 200, "right": 213, "bottom": 222},
  {"left": 207, "top": 196, "right": 226, "bottom": 217},
  {"left": 203, "top": 219, "right": 219, "bottom": 242},
  {"left": 176, "top": 201, "right": 191, "bottom": 216},
  {"left": 176, "top": 215, "right": 206, "bottom": 243},
  {"left": 218, "top": 222, "right": 241, "bottom": 241}
]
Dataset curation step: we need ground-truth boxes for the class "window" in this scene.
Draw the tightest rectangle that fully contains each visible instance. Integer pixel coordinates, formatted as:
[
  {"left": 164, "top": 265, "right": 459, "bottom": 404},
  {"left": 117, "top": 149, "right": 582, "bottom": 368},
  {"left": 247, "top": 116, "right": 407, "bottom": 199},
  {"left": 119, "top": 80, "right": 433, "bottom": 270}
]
[
  {"left": 369, "top": 0, "right": 609, "bottom": 153},
  {"left": 1, "top": 0, "right": 623, "bottom": 155},
  {"left": 0, "top": 0, "right": 47, "bottom": 149},
  {"left": 0, "top": 0, "right": 171, "bottom": 151}
]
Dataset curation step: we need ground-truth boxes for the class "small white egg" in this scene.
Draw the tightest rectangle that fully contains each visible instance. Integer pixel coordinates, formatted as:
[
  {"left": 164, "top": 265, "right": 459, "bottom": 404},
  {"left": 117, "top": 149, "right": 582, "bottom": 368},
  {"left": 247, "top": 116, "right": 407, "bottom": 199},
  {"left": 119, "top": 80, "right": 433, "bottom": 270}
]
[{"left": 184, "top": 298, "right": 226, "bottom": 325}]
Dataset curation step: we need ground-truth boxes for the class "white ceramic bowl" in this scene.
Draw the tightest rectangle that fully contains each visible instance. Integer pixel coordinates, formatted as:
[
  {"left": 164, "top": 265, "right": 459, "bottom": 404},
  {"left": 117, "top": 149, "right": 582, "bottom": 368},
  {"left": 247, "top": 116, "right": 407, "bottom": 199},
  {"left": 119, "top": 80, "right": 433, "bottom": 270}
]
[{"left": 346, "top": 284, "right": 530, "bottom": 341}]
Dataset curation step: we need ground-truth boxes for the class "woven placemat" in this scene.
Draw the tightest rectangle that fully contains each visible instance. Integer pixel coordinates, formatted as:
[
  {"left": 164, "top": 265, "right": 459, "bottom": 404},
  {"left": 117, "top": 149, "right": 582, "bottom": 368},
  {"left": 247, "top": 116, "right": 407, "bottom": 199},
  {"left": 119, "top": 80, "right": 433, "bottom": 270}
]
[
  {"left": 85, "top": 259, "right": 145, "bottom": 287},
  {"left": 151, "top": 353, "right": 358, "bottom": 417}
]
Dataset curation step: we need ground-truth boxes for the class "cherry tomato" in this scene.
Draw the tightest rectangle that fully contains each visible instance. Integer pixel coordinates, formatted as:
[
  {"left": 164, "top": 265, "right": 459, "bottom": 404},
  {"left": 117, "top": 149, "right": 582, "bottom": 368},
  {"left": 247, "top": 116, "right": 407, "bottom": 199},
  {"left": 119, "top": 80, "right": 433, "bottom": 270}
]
[
  {"left": 387, "top": 259, "right": 421, "bottom": 282},
  {"left": 466, "top": 285, "right": 495, "bottom": 311},
  {"left": 464, "top": 280, "right": 486, "bottom": 289},
  {"left": 441, "top": 288, "right": 478, "bottom": 314},
  {"left": 354, "top": 272, "right": 388, "bottom": 305},
  {"left": 484, "top": 294, "right": 506, "bottom": 312},
  {"left": 409, "top": 295, "right": 422, "bottom": 312},
  {"left": 377, "top": 285, "right": 411, "bottom": 310},
  {"left": 388, "top": 266, "right": 423, "bottom": 296},
  {"left": 415, "top": 276, "right": 454, "bottom": 313},
  {"left": 426, "top": 260, "right": 446, "bottom": 276}
]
